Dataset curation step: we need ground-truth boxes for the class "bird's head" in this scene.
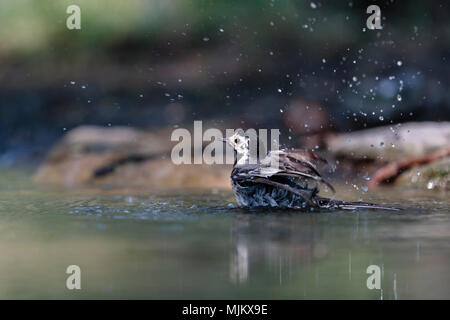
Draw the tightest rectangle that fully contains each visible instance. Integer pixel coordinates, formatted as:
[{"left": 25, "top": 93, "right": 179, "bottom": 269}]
[{"left": 224, "top": 132, "right": 250, "bottom": 155}]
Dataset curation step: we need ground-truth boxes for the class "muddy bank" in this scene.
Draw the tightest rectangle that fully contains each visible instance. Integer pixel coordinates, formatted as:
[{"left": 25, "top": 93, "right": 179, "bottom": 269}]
[{"left": 34, "top": 122, "right": 449, "bottom": 190}]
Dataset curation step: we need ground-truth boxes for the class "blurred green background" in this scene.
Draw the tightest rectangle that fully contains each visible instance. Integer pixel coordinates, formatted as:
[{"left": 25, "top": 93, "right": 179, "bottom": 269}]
[{"left": 0, "top": 0, "right": 449, "bottom": 165}]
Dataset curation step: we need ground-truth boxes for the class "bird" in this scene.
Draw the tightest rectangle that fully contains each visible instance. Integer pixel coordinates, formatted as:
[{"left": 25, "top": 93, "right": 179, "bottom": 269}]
[{"left": 224, "top": 131, "right": 399, "bottom": 211}]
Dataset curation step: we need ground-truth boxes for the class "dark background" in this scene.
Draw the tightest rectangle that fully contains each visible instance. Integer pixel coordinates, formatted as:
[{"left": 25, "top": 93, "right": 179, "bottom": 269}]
[{"left": 1, "top": 0, "right": 449, "bottom": 166}]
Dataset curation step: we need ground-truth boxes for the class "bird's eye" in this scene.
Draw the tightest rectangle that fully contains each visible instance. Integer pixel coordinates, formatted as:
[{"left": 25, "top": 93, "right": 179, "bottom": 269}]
[{"left": 234, "top": 138, "right": 238, "bottom": 143}]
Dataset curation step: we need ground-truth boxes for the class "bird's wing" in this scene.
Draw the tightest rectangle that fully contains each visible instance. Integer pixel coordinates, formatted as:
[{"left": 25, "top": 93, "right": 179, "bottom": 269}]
[{"left": 253, "top": 149, "right": 335, "bottom": 193}]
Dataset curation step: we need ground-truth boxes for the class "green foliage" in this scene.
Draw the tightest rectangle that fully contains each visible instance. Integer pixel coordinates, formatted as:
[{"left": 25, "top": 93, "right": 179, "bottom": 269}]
[{"left": 0, "top": 0, "right": 439, "bottom": 59}]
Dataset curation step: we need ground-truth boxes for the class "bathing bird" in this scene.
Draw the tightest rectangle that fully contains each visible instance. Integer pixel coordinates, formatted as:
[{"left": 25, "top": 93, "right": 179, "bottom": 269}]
[{"left": 225, "top": 132, "right": 398, "bottom": 211}]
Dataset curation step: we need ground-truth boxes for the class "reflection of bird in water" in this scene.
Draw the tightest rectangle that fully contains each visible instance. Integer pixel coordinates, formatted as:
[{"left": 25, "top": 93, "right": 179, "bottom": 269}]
[
  {"left": 229, "top": 214, "right": 321, "bottom": 284},
  {"left": 225, "top": 132, "right": 399, "bottom": 211}
]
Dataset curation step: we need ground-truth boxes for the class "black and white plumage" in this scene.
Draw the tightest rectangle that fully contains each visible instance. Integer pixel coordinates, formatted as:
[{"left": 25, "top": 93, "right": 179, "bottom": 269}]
[{"left": 225, "top": 132, "right": 398, "bottom": 211}]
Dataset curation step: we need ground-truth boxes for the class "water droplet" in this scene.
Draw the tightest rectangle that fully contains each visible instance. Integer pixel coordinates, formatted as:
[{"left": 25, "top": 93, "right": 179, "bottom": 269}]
[
  {"left": 397, "top": 94, "right": 402, "bottom": 101},
  {"left": 310, "top": 2, "right": 317, "bottom": 9},
  {"left": 397, "top": 60, "right": 403, "bottom": 66}
]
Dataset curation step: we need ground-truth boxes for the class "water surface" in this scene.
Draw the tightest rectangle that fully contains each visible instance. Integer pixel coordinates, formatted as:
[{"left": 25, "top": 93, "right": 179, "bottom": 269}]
[{"left": 0, "top": 169, "right": 448, "bottom": 299}]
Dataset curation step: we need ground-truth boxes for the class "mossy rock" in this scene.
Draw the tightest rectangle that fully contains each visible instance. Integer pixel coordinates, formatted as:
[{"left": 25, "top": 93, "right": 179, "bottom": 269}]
[{"left": 397, "top": 157, "right": 449, "bottom": 190}]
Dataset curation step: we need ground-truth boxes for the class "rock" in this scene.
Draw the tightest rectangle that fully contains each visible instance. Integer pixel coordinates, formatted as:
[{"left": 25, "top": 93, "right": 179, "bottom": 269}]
[
  {"left": 326, "top": 122, "right": 450, "bottom": 162},
  {"left": 283, "top": 99, "right": 330, "bottom": 149},
  {"left": 326, "top": 122, "right": 450, "bottom": 190},
  {"left": 34, "top": 125, "right": 231, "bottom": 189},
  {"left": 284, "top": 100, "right": 329, "bottom": 136},
  {"left": 92, "top": 158, "right": 231, "bottom": 189},
  {"left": 396, "top": 157, "right": 449, "bottom": 190}
]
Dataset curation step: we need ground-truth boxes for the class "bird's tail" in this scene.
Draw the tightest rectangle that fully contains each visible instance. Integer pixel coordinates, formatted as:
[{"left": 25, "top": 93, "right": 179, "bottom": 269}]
[{"left": 315, "top": 197, "right": 401, "bottom": 211}]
